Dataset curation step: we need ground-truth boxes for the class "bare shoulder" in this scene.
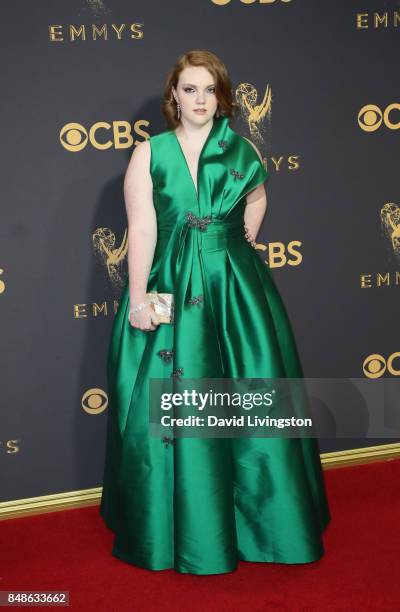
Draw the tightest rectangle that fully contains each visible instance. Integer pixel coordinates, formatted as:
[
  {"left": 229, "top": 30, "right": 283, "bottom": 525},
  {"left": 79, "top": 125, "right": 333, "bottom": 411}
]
[
  {"left": 242, "top": 136, "right": 263, "bottom": 162},
  {"left": 129, "top": 138, "right": 151, "bottom": 165},
  {"left": 124, "top": 138, "right": 152, "bottom": 203},
  {"left": 125, "top": 138, "right": 151, "bottom": 179}
]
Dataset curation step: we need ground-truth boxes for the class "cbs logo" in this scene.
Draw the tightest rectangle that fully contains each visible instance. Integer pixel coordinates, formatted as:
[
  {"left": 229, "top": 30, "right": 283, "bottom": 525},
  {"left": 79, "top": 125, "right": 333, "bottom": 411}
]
[
  {"left": 358, "top": 103, "right": 400, "bottom": 132},
  {"left": 211, "top": 0, "right": 291, "bottom": 5},
  {"left": 82, "top": 388, "right": 108, "bottom": 414},
  {"left": 256, "top": 241, "right": 302, "bottom": 268},
  {"left": 60, "top": 121, "right": 150, "bottom": 151},
  {"left": 363, "top": 352, "right": 400, "bottom": 378}
]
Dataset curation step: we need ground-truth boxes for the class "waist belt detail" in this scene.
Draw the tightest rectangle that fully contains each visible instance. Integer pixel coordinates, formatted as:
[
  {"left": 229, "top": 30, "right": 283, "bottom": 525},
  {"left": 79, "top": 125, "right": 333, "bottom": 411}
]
[
  {"left": 158, "top": 213, "right": 246, "bottom": 252},
  {"left": 159, "top": 212, "right": 244, "bottom": 235}
]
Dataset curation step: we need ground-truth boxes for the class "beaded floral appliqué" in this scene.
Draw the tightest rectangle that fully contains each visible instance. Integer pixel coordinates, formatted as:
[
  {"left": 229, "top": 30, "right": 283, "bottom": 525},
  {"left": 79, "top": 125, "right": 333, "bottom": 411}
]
[
  {"left": 157, "top": 349, "right": 174, "bottom": 363},
  {"left": 171, "top": 367, "right": 184, "bottom": 381},
  {"left": 230, "top": 168, "right": 244, "bottom": 181},
  {"left": 188, "top": 294, "right": 204, "bottom": 306},
  {"left": 185, "top": 211, "right": 213, "bottom": 232}
]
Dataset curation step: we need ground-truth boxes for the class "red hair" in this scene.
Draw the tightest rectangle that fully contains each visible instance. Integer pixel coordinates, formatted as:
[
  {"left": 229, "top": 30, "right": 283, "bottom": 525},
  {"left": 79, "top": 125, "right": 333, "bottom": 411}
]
[{"left": 162, "top": 49, "right": 237, "bottom": 129}]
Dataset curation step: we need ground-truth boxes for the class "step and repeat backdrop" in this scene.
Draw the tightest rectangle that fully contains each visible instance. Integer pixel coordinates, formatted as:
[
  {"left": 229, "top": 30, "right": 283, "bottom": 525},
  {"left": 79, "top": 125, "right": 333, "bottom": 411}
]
[{"left": 1, "top": 0, "right": 399, "bottom": 503}]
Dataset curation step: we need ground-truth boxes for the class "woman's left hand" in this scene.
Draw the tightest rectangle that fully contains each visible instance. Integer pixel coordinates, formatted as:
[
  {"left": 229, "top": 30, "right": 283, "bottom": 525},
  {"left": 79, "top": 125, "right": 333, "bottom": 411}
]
[{"left": 244, "top": 224, "right": 257, "bottom": 248}]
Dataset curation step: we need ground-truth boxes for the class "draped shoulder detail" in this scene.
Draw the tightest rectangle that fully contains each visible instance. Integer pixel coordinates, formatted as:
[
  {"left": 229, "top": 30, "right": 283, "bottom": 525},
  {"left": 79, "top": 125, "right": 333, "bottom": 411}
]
[
  {"left": 149, "top": 116, "right": 268, "bottom": 222},
  {"left": 236, "top": 135, "right": 268, "bottom": 196}
]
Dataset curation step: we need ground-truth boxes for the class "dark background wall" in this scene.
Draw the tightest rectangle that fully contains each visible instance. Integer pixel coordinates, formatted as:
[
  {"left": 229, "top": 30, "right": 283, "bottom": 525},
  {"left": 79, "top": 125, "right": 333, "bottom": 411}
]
[{"left": 1, "top": 0, "right": 399, "bottom": 502}]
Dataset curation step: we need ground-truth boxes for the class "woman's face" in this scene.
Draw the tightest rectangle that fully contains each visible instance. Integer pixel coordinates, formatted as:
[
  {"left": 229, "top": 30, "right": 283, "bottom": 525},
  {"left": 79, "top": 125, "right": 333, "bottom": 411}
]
[{"left": 172, "top": 65, "right": 219, "bottom": 127}]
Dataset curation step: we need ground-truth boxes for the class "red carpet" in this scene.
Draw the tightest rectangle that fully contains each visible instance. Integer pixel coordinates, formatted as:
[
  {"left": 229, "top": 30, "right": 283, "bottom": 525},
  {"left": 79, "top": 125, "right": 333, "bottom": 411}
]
[{"left": 1, "top": 458, "right": 399, "bottom": 611}]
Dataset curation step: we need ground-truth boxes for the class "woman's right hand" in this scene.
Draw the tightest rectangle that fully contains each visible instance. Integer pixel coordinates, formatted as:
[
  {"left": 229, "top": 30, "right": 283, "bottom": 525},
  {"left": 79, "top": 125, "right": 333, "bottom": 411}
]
[{"left": 129, "top": 304, "right": 160, "bottom": 331}]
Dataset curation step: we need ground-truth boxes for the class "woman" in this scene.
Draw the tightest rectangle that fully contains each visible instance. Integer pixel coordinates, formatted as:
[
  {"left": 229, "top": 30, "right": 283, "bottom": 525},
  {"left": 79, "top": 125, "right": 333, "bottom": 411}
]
[{"left": 100, "top": 49, "right": 331, "bottom": 575}]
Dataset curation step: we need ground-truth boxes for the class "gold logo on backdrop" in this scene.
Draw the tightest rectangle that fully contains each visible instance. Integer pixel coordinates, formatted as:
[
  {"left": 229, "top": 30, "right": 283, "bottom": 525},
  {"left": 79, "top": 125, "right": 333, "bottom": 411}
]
[
  {"left": 380, "top": 203, "right": 400, "bottom": 261},
  {"left": 235, "top": 83, "right": 271, "bottom": 145},
  {"left": 256, "top": 241, "right": 302, "bottom": 268},
  {"left": 60, "top": 121, "right": 150, "bottom": 151},
  {"left": 93, "top": 227, "right": 128, "bottom": 288},
  {"left": 0, "top": 268, "right": 5, "bottom": 294},
  {"left": 0, "top": 439, "right": 20, "bottom": 454},
  {"left": 360, "top": 204, "right": 400, "bottom": 288},
  {"left": 49, "top": 23, "right": 144, "bottom": 42},
  {"left": 82, "top": 388, "right": 108, "bottom": 414},
  {"left": 358, "top": 103, "right": 400, "bottom": 132},
  {"left": 211, "top": 0, "right": 292, "bottom": 6},
  {"left": 74, "top": 300, "right": 120, "bottom": 318},
  {"left": 356, "top": 11, "right": 400, "bottom": 30},
  {"left": 363, "top": 353, "right": 400, "bottom": 378},
  {"left": 360, "top": 272, "right": 400, "bottom": 288},
  {"left": 83, "top": 0, "right": 109, "bottom": 17}
]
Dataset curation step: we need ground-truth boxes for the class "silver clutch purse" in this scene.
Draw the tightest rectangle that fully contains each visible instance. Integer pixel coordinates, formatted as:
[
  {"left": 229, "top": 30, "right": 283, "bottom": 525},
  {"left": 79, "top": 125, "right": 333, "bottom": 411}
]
[{"left": 146, "top": 292, "right": 174, "bottom": 324}]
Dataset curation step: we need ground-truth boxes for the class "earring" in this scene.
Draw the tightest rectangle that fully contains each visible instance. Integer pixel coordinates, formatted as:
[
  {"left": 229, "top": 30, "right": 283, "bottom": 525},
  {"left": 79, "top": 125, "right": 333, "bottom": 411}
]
[{"left": 176, "top": 102, "right": 181, "bottom": 119}]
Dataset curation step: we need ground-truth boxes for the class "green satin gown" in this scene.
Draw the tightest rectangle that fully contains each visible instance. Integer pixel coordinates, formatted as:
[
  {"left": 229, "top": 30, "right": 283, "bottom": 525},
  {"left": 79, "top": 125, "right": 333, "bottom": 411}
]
[{"left": 100, "top": 115, "right": 331, "bottom": 574}]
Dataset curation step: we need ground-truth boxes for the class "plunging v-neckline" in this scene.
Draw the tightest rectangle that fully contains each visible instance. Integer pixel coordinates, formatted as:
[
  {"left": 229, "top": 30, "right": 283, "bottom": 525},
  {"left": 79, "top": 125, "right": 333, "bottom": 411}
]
[{"left": 172, "top": 122, "right": 216, "bottom": 201}]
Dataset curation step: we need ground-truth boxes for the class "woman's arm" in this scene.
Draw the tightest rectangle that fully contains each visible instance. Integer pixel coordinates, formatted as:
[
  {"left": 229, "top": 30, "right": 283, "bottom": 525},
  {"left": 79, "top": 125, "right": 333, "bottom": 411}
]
[
  {"left": 243, "top": 137, "right": 268, "bottom": 246},
  {"left": 123, "top": 139, "right": 159, "bottom": 330}
]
